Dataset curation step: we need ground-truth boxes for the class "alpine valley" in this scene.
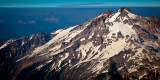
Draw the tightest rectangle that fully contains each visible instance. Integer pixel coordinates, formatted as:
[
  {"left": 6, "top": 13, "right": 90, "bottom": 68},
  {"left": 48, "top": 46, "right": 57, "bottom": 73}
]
[{"left": 0, "top": 7, "right": 160, "bottom": 80}]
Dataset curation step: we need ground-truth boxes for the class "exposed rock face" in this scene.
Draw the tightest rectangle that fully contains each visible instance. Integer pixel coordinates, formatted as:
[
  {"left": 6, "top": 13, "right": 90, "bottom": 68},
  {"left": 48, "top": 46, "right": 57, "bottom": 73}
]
[{"left": 0, "top": 7, "right": 160, "bottom": 80}]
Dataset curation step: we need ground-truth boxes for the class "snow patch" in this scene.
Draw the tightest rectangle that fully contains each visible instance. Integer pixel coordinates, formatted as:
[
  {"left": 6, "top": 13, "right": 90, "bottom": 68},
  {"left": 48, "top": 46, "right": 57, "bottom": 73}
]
[
  {"left": 58, "top": 53, "right": 69, "bottom": 67},
  {"left": 118, "top": 67, "right": 123, "bottom": 71},
  {"left": 84, "top": 22, "right": 91, "bottom": 27},
  {"left": 102, "top": 70, "right": 108, "bottom": 73},
  {"left": 69, "top": 60, "right": 71, "bottom": 64},
  {"left": 77, "top": 53, "right": 80, "bottom": 59},
  {"left": 100, "top": 38, "right": 127, "bottom": 59},
  {"left": 21, "top": 41, "right": 25, "bottom": 46},
  {"left": 128, "top": 68, "right": 137, "bottom": 73},
  {"left": 97, "top": 14, "right": 103, "bottom": 18},
  {"left": 29, "top": 34, "right": 34, "bottom": 40},
  {"left": 154, "top": 65, "right": 159, "bottom": 69},
  {"left": 80, "top": 38, "right": 85, "bottom": 42},
  {"left": 16, "top": 55, "right": 29, "bottom": 62},
  {"left": 124, "top": 9, "right": 137, "bottom": 19},
  {"left": 108, "top": 12, "right": 120, "bottom": 22},
  {"left": 30, "top": 36, "right": 33, "bottom": 40},
  {"left": 139, "top": 73, "right": 147, "bottom": 80},
  {"left": 89, "top": 32, "right": 94, "bottom": 39},
  {"left": 0, "top": 43, "right": 9, "bottom": 50},
  {"left": 97, "top": 34, "right": 100, "bottom": 37},
  {"left": 107, "top": 22, "right": 137, "bottom": 39},
  {"left": 0, "top": 39, "right": 15, "bottom": 50},
  {"left": 123, "top": 16, "right": 129, "bottom": 21},
  {"left": 37, "top": 64, "right": 45, "bottom": 70}
]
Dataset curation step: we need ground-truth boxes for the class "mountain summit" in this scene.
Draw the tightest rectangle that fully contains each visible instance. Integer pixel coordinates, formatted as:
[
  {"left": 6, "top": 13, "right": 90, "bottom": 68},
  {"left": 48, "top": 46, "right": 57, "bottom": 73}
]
[{"left": 0, "top": 7, "right": 160, "bottom": 80}]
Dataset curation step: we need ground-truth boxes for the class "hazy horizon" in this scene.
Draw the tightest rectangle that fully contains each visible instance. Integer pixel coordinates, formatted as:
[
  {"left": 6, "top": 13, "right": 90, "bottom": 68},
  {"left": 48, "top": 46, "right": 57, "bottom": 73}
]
[{"left": 1, "top": 0, "right": 160, "bottom": 7}]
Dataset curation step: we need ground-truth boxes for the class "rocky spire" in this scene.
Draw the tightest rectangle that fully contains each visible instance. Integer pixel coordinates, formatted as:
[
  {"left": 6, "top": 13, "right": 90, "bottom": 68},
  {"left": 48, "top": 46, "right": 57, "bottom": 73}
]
[{"left": 118, "top": 7, "right": 133, "bottom": 13}]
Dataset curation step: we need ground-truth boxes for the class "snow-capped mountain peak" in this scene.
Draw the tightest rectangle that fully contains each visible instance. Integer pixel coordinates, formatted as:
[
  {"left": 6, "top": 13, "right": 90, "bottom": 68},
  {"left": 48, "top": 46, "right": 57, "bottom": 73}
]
[{"left": 0, "top": 7, "right": 160, "bottom": 80}]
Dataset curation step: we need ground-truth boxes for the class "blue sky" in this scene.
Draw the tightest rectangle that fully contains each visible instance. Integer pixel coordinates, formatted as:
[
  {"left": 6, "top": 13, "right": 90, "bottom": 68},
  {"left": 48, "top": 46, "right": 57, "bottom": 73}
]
[{"left": 1, "top": 0, "right": 160, "bottom": 7}]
